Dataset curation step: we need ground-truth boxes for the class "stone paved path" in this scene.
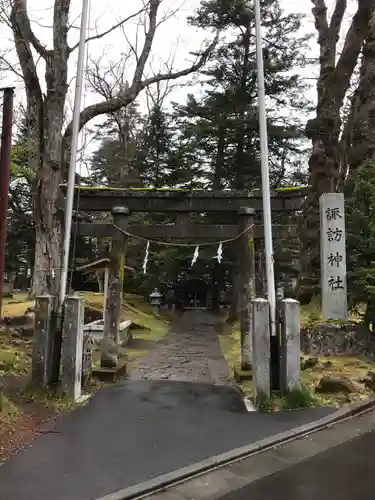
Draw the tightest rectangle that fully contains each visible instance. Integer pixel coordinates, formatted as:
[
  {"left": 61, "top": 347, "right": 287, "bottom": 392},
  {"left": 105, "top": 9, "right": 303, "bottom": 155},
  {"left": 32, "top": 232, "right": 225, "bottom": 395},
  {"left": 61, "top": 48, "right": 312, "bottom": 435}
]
[{"left": 130, "top": 310, "right": 232, "bottom": 385}]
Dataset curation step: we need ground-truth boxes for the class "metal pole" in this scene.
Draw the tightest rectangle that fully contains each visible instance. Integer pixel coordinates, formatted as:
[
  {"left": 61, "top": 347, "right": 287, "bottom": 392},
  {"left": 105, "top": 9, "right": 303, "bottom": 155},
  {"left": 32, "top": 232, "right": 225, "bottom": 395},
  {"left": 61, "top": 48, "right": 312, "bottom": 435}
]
[
  {"left": 254, "top": 0, "right": 276, "bottom": 335},
  {"left": 0, "top": 88, "right": 14, "bottom": 318},
  {"left": 58, "top": 0, "right": 90, "bottom": 312}
]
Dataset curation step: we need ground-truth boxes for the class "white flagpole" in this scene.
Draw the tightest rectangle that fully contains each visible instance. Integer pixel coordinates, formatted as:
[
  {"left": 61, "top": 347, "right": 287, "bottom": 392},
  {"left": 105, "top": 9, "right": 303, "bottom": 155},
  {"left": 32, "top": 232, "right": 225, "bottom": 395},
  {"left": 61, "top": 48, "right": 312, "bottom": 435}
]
[
  {"left": 58, "top": 0, "right": 90, "bottom": 311},
  {"left": 254, "top": 0, "right": 276, "bottom": 335}
]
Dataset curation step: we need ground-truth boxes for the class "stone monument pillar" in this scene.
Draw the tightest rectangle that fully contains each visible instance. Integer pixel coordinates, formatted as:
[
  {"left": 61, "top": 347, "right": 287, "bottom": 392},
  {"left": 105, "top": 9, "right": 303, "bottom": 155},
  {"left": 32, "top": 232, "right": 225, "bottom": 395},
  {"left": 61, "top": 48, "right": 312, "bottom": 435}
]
[{"left": 320, "top": 193, "right": 348, "bottom": 321}]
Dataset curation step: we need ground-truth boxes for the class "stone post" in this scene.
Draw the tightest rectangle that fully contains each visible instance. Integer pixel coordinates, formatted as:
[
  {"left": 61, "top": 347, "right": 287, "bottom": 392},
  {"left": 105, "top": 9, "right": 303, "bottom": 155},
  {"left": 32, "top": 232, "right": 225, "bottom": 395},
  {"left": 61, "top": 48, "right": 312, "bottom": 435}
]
[
  {"left": 280, "top": 298, "right": 301, "bottom": 393},
  {"left": 62, "top": 296, "right": 84, "bottom": 401},
  {"left": 102, "top": 206, "right": 130, "bottom": 368},
  {"left": 252, "top": 298, "right": 271, "bottom": 400},
  {"left": 153, "top": 305, "right": 161, "bottom": 317},
  {"left": 238, "top": 207, "right": 256, "bottom": 371},
  {"left": 320, "top": 193, "right": 348, "bottom": 321},
  {"left": 32, "top": 295, "right": 55, "bottom": 387}
]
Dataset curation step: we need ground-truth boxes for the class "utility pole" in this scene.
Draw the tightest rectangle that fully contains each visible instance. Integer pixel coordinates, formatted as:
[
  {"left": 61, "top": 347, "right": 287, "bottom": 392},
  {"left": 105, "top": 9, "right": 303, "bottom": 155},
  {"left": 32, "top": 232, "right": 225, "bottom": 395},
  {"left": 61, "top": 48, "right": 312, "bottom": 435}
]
[
  {"left": 254, "top": 0, "right": 276, "bottom": 332},
  {"left": 50, "top": 0, "right": 90, "bottom": 384},
  {"left": 254, "top": 0, "right": 280, "bottom": 390},
  {"left": 0, "top": 87, "right": 14, "bottom": 319},
  {"left": 58, "top": 0, "right": 90, "bottom": 313}
]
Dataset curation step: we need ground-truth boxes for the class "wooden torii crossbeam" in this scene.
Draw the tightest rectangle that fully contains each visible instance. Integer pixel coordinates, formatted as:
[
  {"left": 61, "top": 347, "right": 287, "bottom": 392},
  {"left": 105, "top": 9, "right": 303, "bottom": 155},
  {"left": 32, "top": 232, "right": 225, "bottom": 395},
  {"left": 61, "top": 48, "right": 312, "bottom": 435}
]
[
  {"left": 78, "top": 223, "right": 297, "bottom": 240},
  {"left": 60, "top": 186, "right": 308, "bottom": 213}
]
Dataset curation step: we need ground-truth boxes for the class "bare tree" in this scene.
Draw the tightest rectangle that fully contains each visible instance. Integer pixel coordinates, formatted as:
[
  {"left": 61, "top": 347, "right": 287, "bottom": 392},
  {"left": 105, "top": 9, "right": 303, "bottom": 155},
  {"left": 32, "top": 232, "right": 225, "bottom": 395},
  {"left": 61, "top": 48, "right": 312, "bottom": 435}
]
[
  {"left": 1, "top": 0, "right": 217, "bottom": 296},
  {"left": 303, "top": 0, "right": 375, "bottom": 291}
]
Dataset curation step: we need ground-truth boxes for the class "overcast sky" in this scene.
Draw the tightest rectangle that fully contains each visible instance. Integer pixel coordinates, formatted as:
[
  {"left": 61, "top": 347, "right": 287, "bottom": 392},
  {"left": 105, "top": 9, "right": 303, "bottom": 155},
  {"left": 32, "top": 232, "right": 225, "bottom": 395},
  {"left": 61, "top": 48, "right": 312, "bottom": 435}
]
[
  {"left": 1, "top": 0, "right": 334, "bottom": 103},
  {"left": 0, "top": 0, "right": 356, "bottom": 165},
  {"left": 1, "top": 0, "right": 357, "bottom": 110}
]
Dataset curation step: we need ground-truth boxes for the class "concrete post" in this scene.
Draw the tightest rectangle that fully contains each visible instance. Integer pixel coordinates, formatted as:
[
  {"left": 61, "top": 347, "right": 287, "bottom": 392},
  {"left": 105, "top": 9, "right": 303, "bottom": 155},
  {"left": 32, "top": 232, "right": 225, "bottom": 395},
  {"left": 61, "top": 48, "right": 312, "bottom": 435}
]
[
  {"left": 153, "top": 305, "right": 161, "bottom": 317},
  {"left": 280, "top": 298, "right": 301, "bottom": 393},
  {"left": 252, "top": 298, "right": 271, "bottom": 400},
  {"left": 32, "top": 295, "right": 55, "bottom": 387},
  {"left": 62, "top": 296, "right": 84, "bottom": 401}
]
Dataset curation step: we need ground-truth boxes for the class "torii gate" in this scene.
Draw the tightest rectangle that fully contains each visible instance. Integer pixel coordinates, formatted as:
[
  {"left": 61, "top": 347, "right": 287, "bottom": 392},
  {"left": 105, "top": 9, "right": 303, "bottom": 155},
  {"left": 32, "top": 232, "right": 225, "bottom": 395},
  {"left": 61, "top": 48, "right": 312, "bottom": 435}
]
[{"left": 63, "top": 185, "right": 307, "bottom": 373}]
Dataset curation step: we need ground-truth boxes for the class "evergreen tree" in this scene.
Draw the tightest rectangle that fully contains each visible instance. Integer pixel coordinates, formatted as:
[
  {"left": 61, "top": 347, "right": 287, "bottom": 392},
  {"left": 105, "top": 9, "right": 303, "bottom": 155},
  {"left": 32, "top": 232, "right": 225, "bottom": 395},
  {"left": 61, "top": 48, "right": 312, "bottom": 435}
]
[
  {"left": 90, "top": 100, "right": 142, "bottom": 186},
  {"left": 346, "top": 161, "right": 375, "bottom": 322},
  {"left": 6, "top": 119, "right": 34, "bottom": 279},
  {"left": 185, "top": 0, "right": 311, "bottom": 190},
  {"left": 134, "top": 104, "right": 177, "bottom": 187},
  {"left": 82, "top": 0, "right": 312, "bottom": 302}
]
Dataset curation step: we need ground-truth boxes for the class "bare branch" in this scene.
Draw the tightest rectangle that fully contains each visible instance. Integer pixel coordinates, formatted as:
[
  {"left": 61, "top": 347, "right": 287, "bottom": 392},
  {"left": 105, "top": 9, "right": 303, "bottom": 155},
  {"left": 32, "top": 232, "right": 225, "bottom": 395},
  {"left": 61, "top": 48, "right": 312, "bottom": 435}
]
[
  {"left": 64, "top": 32, "right": 218, "bottom": 142},
  {"left": 311, "top": 0, "right": 330, "bottom": 44},
  {"left": 10, "top": 0, "right": 48, "bottom": 58},
  {"left": 329, "top": 0, "right": 347, "bottom": 42},
  {"left": 86, "top": 52, "right": 132, "bottom": 100},
  {"left": 156, "top": 0, "right": 187, "bottom": 28},
  {"left": 10, "top": 1, "right": 43, "bottom": 102},
  {"left": 334, "top": 0, "right": 375, "bottom": 103},
  {"left": 141, "top": 36, "right": 218, "bottom": 88},
  {"left": 120, "top": 18, "right": 141, "bottom": 65},
  {"left": 69, "top": 4, "right": 149, "bottom": 52},
  {"left": 0, "top": 47, "right": 24, "bottom": 80},
  {"left": 132, "top": 0, "right": 161, "bottom": 86},
  {"left": 145, "top": 43, "right": 179, "bottom": 110}
]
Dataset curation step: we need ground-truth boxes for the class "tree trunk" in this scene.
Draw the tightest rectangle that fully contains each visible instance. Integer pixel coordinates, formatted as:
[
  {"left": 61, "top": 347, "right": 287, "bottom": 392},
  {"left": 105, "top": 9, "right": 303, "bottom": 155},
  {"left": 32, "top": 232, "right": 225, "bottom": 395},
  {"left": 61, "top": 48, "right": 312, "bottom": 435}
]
[
  {"left": 227, "top": 265, "right": 240, "bottom": 323},
  {"left": 26, "top": 104, "right": 63, "bottom": 298},
  {"left": 11, "top": 1, "right": 69, "bottom": 298},
  {"left": 33, "top": 166, "right": 62, "bottom": 296},
  {"left": 304, "top": 0, "right": 375, "bottom": 293},
  {"left": 213, "top": 124, "right": 225, "bottom": 189},
  {"left": 234, "top": 24, "right": 250, "bottom": 190},
  {"left": 211, "top": 262, "right": 221, "bottom": 313},
  {"left": 10, "top": 0, "right": 217, "bottom": 302},
  {"left": 347, "top": 13, "right": 375, "bottom": 177},
  {"left": 210, "top": 124, "right": 226, "bottom": 313}
]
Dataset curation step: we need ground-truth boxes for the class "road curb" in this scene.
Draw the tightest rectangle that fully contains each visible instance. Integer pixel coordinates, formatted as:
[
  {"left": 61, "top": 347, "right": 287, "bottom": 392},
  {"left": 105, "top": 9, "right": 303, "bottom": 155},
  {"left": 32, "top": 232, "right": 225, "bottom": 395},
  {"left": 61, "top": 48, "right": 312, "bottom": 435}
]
[{"left": 94, "top": 396, "right": 375, "bottom": 500}]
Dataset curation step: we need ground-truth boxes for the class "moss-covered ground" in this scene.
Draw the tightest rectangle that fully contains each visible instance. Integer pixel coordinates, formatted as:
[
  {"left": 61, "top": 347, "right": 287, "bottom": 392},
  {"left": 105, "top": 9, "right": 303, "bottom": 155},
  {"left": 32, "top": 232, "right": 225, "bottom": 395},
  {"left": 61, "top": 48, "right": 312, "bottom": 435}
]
[{"left": 219, "top": 301, "right": 375, "bottom": 411}]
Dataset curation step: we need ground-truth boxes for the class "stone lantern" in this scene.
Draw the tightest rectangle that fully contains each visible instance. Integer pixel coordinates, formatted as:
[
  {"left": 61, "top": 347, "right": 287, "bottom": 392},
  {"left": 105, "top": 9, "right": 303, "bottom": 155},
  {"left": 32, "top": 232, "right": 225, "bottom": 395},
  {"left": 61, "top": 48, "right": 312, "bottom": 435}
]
[{"left": 149, "top": 288, "right": 162, "bottom": 317}]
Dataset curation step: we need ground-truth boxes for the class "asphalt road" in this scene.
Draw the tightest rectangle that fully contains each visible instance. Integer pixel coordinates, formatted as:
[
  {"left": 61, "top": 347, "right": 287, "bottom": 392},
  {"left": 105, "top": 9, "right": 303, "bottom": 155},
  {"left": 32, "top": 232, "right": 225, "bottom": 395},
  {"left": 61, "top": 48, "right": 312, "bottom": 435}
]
[
  {"left": 220, "top": 427, "right": 375, "bottom": 500},
  {"left": 0, "top": 380, "right": 333, "bottom": 500}
]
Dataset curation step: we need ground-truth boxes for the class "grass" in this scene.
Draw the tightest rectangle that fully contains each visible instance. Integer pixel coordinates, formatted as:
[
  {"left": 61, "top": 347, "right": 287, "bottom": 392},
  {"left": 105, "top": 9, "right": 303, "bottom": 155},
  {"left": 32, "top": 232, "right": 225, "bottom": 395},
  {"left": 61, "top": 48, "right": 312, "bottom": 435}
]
[
  {"left": 82, "top": 291, "right": 170, "bottom": 369},
  {"left": 300, "top": 297, "right": 321, "bottom": 327},
  {"left": 253, "top": 386, "right": 318, "bottom": 412},
  {"left": 299, "top": 355, "right": 374, "bottom": 407},
  {"left": 0, "top": 336, "right": 31, "bottom": 378},
  {"left": 300, "top": 296, "right": 365, "bottom": 328},
  {"left": 1, "top": 292, "right": 33, "bottom": 317},
  {"left": 219, "top": 300, "right": 375, "bottom": 410},
  {"left": 18, "top": 384, "right": 84, "bottom": 412},
  {"left": 0, "top": 330, "right": 83, "bottom": 413},
  {"left": 1, "top": 290, "right": 170, "bottom": 418},
  {"left": 0, "top": 392, "right": 19, "bottom": 417},
  {"left": 83, "top": 291, "right": 169, "bottom": 338},
  {"left": 282, "top": 386, "right": 319, "bottom": 410},
  {"left": 2, "top": 290, "right": 170, "bottom": 374}
]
